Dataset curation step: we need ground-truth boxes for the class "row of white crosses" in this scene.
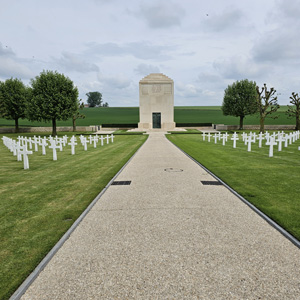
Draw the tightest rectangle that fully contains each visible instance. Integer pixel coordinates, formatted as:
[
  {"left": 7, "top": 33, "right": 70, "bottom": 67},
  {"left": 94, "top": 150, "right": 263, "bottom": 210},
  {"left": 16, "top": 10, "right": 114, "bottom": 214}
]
[
  {"left": 2, "top": 134, "right": 115, "bottom": 169},
  {"left": 202, "top": 131, "right": 300, "bottom": 157},
  {"left": 2, "top": 136, "right": 33, "bottom": 169}
]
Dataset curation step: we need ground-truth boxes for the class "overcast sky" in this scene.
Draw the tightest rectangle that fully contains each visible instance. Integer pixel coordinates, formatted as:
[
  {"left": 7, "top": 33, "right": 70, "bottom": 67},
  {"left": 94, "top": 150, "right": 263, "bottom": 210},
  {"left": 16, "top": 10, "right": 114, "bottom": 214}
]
[{"left": 1, "top": 0, "right": 299, "bottom": 106}]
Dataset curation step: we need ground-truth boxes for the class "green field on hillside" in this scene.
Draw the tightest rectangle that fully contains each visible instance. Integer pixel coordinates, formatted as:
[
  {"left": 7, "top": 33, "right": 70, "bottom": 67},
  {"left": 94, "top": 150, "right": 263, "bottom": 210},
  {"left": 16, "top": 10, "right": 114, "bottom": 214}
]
[{"left": 0, "top": 106, "right": 296, "bottom": 127}]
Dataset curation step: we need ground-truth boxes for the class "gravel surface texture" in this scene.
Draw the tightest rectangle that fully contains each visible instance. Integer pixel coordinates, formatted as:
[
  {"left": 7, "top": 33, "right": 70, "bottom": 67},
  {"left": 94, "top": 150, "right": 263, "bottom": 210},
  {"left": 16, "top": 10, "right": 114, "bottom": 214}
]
[{"left": 21, "top": 132, "right": 300, "bottom": 299}]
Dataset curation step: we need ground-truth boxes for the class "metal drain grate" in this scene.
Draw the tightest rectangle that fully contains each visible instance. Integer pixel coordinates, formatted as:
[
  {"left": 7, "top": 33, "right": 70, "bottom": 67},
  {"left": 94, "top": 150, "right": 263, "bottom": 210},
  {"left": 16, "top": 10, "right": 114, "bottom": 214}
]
[
  {"left": 111, "top": 181, "right": 131, "bottom": 186},
  {"left": 164, "top": 168, "right": 183, "bottom": 172},
  {"left": 201, "top": 181, "right": 223, "bottom": 186}
]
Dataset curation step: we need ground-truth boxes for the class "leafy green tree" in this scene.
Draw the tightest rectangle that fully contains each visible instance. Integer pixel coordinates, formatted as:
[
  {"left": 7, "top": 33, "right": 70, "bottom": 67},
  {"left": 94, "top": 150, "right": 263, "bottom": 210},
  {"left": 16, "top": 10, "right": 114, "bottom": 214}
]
[
  {"left": 72, "top": 99, "right": 85, "bottom": 131},
  {"left": 102, "top": 101, "right": 109, "bottom": 107},
  {"left": 0, "top": 78, "right": 28, "bottom": 132},
  {"left": 286, "top": 92, "right": 300, "bottom": 130},
  {"left": 28, "top": 70, "right": 78, "bottom": 136},
  {"left": 86, "top": 91, "right": 102, "bottom": 107},
  {"left": 222, "top": 79, "right": 258, "bottom": 129},
  {"left": 256, "top": 83, "right": 280, "bottom": 133}
]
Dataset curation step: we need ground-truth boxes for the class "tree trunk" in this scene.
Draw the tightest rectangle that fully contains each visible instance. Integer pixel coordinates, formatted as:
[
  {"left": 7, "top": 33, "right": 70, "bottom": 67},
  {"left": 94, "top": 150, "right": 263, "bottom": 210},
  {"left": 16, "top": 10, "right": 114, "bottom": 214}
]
[
  {"left": 260, "top": 117, "right": 265, "bottom": 133},
  {"left": 73, "top": 117, "right": 76, "bottom": 132},
  {"left": 296, "top": 116, "right": 300, "bottom": 131},
  {"left": 15, "top": 117, "right": 19, "bottom": 133},
  {"left": 239, "top": 115, "right": 244, "bottom": 130},
  {"left": 52, "top": 119, "right": 57, "bottom": 137}
]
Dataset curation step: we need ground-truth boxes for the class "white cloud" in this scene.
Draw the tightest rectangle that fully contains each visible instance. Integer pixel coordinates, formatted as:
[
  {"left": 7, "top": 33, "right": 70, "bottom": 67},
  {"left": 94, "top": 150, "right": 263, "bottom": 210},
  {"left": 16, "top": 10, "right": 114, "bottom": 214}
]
[
  {"left": 85, "top": 41, "right": 172, "bottom": 60},
  {"left": 276, "top": 0, "right": 300, "bottom": 20},
  {"left": 203, "top": 7, "right": 243, "bottom": 32},
  {"left": 0, "top": 57, "right": 34, "bottom": 79},
  {"left": 138, "top": 1, "right": 185, "bottom": 28},
  {"left": 55, "top": 52, "right": 99, "bottom": 73},
  {"left": 252, "top": 29, "right": 300, "bottom": 63},
  {"left": 97, "top": 73, "right": 132, "bottom": 90},
  {"left": 0, "top": 43, "right": 34, "bottom": 79},
  {"left": 176, "top": 82, "right": 202, "bottom": 98},
  {"left": 0, "top": 43, "right": 15, "bottom": 56},
  {"left": 134, "top": 63, "right": 160, "bottom": 76},
  {"left": 213, "top": 55, "right": 265, "bottom": 80}
]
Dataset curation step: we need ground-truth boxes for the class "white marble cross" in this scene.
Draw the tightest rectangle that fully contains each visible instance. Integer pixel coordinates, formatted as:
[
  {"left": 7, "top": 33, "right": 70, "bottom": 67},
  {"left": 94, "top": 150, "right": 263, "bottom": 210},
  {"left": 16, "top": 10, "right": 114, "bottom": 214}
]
[
  {"left": 32, "top": 136, "right": 39, "bottom": 152},
  {"left": 56, "top": 138, "right": 64, "bottom": 151},
  {"left": 218, "top": 132, "right": 222, "bottom": 141},
  {"left": 276, "top": 134, "right": 285, "bottom": 152},
  {"left": 207, "top": 132, "right": 211, "bottom": 142},
  {"left": 224, "top": 132, "right": 229, "bottom": 142},
  {"left": 18, "top": 144, "right": 33, "bottom": 169},
  {"left": 49, "top": 140, "right": 61, "bottom": 160},
  {"left": 250, "top": 132, "right": 257, "bottom": 142},
  {"left": 62, "top": 135, "right": 68, "bottom": 146},
  {"left": 257, "top": 133, "right": 264, "bottom": 148},
  {"left": 92, "top": 136, "right": 98, "bottom": 148},
  {"left": 266, "top": 137, "right": 277, "bottom": 157},
  {"left": 246, "top": 136, "right": 255, "bottom": 152},
  {"left": 282, "top": 134, "right": 288, "bottom": 148},
  {"left": 16, "top": 142, "right": 23, "bottom": 161},
  {"left": 81, "top": 137, "right": 88, "bottom": 151},
  {"left": 39, "top": 138, "right": 48, "bottom": 155},
  {"left": 289, "top": 132, "right": 294, "bottom": 144},
  {"left": 221, "top": 134, "right": 227, "bottom": 146},
  {"left": 214, "top": 133, "right": 218, "bottom": 144},
  {"left": 242, "top": 132, "right": 247, "bottom": 142},
  {"left": 68, "top": 136, "right": 77, "bottom": 155},
  {"left": 231, "top": 132, "right": 239, "bottom": 148},
  {"left": 99, "top": 135, "right": 104, "bottom": 146},
  {"left": 202, "top": 132, "right": 206, "bottom": 141},
  {"left": 27, "top": 137, "right": 33, "bottom": 150}
]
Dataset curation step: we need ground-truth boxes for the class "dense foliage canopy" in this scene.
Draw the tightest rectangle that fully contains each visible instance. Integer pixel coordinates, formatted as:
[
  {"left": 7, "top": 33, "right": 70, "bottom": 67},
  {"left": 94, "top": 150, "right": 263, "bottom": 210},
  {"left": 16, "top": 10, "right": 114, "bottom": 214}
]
[
  {"left": 86, "top": 91, "right": 102, "bottom": 107},
  {"left": 28, "top": 70, "right": 78, "bottom": 135},
  {"left": 222, "top": 79, "right": 257, "bottom": 129},
  {"left": 0, "top": 78, "right": 28, "bottom": 132}
]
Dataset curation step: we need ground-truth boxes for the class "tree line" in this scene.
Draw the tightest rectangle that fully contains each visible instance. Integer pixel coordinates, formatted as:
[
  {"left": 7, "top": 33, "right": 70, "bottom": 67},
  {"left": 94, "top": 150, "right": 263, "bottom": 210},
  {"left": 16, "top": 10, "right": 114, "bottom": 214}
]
[
  {"left": 222, "top": 80, "right": 300, "bottom": 133},
  {"left": 0, "top": 70, "right": 107, "bottom": 136}
]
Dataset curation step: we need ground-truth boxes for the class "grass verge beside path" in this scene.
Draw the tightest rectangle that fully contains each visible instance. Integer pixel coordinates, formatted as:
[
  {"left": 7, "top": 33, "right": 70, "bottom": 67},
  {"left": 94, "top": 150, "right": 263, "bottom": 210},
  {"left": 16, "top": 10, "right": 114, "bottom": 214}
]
[
  {"left": 167, "top": 133, "right": 300, "bottom": 242},
  {"left": 0, "top": 132, "right": 147, "bottom": 300}
]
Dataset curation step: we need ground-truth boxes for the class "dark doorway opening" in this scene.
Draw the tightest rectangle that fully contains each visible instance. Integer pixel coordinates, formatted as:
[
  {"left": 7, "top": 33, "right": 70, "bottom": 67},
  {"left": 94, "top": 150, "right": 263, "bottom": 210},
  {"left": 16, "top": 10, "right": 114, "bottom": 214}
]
[{"left": 152, "top": 112, "right": 161, "bottom": 129}]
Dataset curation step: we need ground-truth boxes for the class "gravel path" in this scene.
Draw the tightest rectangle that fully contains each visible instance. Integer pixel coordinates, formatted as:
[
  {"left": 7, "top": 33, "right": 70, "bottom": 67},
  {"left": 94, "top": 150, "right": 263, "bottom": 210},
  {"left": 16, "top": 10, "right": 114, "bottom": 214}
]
[{"left": 21, "top": 132, "right": 300, "bottom": 299}]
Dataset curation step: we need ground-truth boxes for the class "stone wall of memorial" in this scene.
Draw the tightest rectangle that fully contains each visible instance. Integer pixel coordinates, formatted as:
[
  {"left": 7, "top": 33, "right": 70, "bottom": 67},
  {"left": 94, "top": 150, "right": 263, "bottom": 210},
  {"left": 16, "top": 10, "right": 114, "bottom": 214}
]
[{"left": 138, "top": 73, "right": 176, "bottom": 131}]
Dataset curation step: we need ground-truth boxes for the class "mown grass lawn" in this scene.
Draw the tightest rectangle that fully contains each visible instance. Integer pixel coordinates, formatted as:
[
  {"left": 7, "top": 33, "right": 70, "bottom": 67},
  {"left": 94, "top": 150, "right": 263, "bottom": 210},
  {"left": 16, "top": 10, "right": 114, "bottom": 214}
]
[
  {"left": 167, "top": 133, "right": 300, "bottom": 242},
  {"left": 0, "top": 132, "right": 147, "bottom": 300}
]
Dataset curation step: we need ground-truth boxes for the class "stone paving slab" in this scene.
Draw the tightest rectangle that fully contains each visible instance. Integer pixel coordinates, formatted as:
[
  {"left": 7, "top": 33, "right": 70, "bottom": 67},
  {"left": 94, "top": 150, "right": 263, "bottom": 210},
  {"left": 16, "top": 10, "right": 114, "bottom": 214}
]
[{"left": 21, "top": 132, "right": 300, "bottom": 299}]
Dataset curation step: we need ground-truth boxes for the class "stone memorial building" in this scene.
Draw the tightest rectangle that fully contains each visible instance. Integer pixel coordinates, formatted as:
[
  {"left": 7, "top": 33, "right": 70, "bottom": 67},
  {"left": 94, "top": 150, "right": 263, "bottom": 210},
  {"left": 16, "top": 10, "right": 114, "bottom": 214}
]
[{"left": 138, "top": 73, "right": 176, "bottom": 131}]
